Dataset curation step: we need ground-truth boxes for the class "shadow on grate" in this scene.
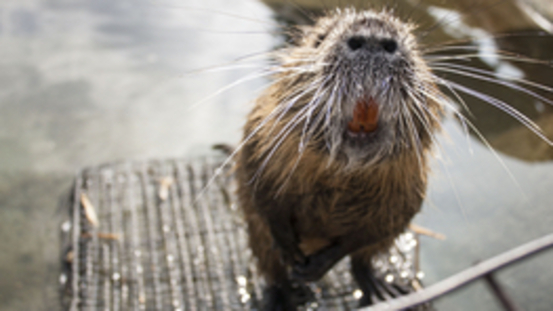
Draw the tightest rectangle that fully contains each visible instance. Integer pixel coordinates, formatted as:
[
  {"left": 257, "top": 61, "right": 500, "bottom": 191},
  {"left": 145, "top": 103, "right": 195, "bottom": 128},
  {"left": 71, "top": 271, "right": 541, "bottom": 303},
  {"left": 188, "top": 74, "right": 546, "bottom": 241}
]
[{"left": 59, "top": 157, "right": 426, "bottom": 311}]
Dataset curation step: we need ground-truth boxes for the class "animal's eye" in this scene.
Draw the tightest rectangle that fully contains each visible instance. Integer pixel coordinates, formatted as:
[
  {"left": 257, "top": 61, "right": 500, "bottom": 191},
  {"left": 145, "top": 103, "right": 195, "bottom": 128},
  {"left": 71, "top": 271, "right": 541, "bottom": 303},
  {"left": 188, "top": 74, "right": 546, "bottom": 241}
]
[{"left": 314, "top": 33, "right": 326, "bottom": 48}]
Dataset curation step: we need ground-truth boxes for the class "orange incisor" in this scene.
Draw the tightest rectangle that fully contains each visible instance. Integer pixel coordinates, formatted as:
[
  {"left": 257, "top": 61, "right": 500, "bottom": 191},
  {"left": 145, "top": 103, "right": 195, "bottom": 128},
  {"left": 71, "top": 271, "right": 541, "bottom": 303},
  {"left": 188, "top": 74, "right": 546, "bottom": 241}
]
[{"left": 347, "top": 97, "right": 379, "bottom": 133}]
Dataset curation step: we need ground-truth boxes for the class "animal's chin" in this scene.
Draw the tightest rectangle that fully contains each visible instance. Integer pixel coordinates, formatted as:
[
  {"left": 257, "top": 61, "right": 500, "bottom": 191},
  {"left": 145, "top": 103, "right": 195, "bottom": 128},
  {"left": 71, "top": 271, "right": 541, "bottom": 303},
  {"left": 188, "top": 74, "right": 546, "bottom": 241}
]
[
  {"left": 325, "top": 123, "right": 390, "bottom": 167},
  {"left": 345, "top": 127, "right": 379, "bottom": 141},
  {"left": 339, "top": 128, "right": 388, "bottom": 166},
  {"left": 340, "top": 119, "right": 391, "bottom": 163},
  {"left": 343, "top": 125, "right": 381, "bottom": 150}
]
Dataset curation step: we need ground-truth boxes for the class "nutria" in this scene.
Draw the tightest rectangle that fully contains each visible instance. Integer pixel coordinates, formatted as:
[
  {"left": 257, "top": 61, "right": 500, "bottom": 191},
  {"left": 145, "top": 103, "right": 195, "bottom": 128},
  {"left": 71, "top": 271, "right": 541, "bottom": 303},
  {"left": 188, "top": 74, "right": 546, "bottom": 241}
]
[{"left": 236, "top": 8, "right": 443, "bottom": 310}]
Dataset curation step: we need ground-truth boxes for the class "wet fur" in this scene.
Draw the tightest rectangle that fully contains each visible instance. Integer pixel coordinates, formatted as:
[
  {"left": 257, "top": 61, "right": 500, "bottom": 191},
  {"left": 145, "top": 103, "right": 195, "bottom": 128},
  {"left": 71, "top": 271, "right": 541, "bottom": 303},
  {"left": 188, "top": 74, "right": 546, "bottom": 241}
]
[{"left": 235, "top": 8, "right": 444, "bottom": 309}]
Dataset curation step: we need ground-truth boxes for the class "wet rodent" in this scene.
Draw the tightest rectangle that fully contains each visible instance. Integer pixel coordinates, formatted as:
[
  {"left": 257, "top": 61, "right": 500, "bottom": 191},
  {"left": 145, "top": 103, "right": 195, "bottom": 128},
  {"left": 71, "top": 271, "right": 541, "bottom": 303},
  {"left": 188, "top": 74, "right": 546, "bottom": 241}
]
[{"left": 235, "top": 8, "right": 443, "bottom": 310}]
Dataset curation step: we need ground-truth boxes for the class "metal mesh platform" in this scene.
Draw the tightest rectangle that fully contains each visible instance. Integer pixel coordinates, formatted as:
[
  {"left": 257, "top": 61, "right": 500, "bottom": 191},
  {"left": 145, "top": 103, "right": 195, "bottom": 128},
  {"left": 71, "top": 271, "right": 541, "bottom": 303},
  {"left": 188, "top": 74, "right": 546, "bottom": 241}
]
[{"left": 59, "top": 157, "right": 424, "bottom": 311}]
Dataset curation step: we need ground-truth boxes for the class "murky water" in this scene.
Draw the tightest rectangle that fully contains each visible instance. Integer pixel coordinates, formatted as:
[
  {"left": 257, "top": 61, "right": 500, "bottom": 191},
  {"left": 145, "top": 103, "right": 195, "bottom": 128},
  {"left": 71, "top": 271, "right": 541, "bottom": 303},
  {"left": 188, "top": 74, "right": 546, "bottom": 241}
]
[{"left": 0, "top": 0, "right": 551, "bottom": 310}]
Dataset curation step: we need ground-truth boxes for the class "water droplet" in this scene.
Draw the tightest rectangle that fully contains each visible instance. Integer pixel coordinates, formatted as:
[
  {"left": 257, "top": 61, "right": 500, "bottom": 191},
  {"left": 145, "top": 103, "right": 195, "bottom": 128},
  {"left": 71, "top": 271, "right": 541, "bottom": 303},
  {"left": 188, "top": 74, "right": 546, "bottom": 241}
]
[
  {"left": 137, "top": 265, "right": 143, "bottom": 274},
  {"left": 416, "top": 271, "right": 425, "bottom": 279},
  {"left": 167, "top": 255, "right": 174, "bottom": 262},
  {"left": 353, "top": 289, "right": 363, "bottom": 299},
  {"left": 59, "top": 274, "right": 67, "bottom": 285},
  {"left": 236, "top": 276, "right": 247, "bottom": 286},
  {"left": 389, "top": 255, "right": 398, "bottom": 264},
  {"left": 240, "top": 293, "right": 250, "bottom": 303},
  {"left": 535, "top": 101, "right": 546, "bottom": 113},
  {"left": 112, "top": 273, "right": 121, "bottom": 281},
  {"left": 163, "top": 225, "right": 170, "bottom": 233},
  {"left": 61, "top": 221, "right": 71, "bottom": 232},
  {"left": 400, "top": 271, "right": 409, "bottom": 279},
  {"left": 385, "top": 274, "right": 394, "bottom": 283}
]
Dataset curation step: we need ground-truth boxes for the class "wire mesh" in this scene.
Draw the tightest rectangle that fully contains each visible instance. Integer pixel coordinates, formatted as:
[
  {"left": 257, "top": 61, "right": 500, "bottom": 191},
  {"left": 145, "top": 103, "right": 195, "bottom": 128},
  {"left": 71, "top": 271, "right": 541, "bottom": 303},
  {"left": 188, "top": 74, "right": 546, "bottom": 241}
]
[{"left": 59, "top": 157, "right": 425, "bottom": 311}]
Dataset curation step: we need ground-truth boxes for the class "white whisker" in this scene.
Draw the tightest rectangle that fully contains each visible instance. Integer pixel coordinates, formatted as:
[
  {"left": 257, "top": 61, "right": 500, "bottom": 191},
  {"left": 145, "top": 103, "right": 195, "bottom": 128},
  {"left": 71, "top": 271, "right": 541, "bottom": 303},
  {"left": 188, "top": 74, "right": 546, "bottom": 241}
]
[
  {"left": 437, "top": 80, "right": 553, "bottom": 146},
  {"left": 431, "top": 65, "right": 553, "bottom": 108},
  {"left": 432, "top": 62, "right": 553, "bottom": 97},
  {"left": 186, "top": 69, "right": 276, "bottom": 111}
]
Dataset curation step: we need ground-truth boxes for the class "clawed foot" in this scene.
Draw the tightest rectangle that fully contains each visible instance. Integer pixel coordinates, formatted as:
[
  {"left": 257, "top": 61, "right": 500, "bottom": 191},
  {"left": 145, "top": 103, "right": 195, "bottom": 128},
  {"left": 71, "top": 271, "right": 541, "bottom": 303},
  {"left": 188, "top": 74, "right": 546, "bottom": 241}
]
[
  {"left": 291, "top": 245, "right": 343, "bottom": 282},
  {"left": 356, "top": 274, "right": 410, "bottom": 307},
  {"left": 262, "top": 283, "right": 314, "bottom": 311},
  {"left": 351, "top": 256, "right": 411, "bottom": 307}
]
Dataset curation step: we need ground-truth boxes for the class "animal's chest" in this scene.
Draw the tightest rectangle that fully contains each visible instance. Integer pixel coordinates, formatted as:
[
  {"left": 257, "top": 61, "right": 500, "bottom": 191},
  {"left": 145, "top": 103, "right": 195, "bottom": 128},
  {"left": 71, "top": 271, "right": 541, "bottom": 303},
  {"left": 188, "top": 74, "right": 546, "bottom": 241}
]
[
  {"left": 290, "top": 184, "right": 381, "bottom": 256},
  {"left": 292, "top": 182, "right": 381, "bottom": 236},
  {"left": 291, "top": 171, "right": 421, "bottom": 235}
]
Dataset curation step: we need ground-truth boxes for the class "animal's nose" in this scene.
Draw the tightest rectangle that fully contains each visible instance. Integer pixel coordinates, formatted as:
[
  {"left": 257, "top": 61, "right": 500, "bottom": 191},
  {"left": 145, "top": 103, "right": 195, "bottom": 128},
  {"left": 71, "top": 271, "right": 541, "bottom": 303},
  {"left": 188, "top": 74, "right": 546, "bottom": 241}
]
[{"left": 347, "top": 36, "right": 398, "bottom": 54}]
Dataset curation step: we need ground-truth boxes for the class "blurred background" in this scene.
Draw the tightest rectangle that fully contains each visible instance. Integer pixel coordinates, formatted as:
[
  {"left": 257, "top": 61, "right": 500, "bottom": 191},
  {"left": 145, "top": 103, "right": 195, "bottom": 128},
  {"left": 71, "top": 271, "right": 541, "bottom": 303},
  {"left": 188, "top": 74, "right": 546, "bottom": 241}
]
[{"left": 0, "top": 0, "right": 552, "bottom": 310}]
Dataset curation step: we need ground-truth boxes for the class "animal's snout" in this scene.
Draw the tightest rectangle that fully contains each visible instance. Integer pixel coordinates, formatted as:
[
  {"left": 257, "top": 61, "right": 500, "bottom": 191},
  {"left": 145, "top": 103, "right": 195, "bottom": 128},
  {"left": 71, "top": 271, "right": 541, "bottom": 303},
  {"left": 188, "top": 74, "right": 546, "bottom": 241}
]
[{"left": 346, "top": 36, "right": 398, "bottom": 54}]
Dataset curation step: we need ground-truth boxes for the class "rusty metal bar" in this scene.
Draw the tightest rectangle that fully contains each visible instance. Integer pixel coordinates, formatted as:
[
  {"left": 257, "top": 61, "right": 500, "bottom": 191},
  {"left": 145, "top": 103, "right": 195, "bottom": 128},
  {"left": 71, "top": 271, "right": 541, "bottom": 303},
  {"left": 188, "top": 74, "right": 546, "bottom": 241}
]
[
  {"left": 69, "top": 174, "right": 82, "bottom": 311},
  {"left": 170, "top": 160, "right": 199, "bottom": 311}
]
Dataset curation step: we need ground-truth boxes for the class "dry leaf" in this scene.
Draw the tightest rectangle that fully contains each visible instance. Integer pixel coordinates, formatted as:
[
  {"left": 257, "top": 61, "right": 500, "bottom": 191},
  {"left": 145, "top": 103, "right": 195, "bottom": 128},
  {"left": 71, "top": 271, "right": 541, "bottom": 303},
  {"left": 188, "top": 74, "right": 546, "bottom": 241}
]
[
  {"left": 409, "top": 223, "right": 446, "bottom": 240},
  {"left": 81, "top": 193, "right": 99, "bottom": 227},
  {"left": 158, "top": 177, "right": 174, "bottom": 201},
  {"left": 81, "top": 232, "right": 120, "bottom": 240}
]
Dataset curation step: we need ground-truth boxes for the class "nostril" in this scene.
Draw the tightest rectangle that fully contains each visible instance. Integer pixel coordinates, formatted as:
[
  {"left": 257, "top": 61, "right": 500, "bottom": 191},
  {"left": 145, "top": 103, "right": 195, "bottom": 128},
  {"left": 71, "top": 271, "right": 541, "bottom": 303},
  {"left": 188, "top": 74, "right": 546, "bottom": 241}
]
[
  {"left": 347, "top": 36, "right": 365, "bottom": 51},
  {"left": 381, "top": 39, "right": 397, "bottom": 53}
]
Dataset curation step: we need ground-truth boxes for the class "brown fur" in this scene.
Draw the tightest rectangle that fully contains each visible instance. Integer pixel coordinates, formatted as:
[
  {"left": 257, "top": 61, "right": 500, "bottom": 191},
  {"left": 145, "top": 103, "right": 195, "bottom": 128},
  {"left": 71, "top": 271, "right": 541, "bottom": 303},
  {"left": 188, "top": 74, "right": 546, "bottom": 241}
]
[
  {"left": 235, "top": 8, "right": 443, "bottom": 305},
  {"left": 237, "top": 89, "right": 433, "bottom": 283}
]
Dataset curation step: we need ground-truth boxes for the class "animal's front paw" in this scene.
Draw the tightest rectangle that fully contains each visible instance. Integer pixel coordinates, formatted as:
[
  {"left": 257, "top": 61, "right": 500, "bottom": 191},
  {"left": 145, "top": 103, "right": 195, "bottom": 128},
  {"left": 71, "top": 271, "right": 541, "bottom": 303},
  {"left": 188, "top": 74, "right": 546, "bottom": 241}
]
[
  {"left": 262, "top": 283, "right": 314, "bottom": 311},
  {"left": 273, "top": 240, "right": 305, "bottom": 267},
  {"left": 270, "top": 228, "right": 305, "bottom": 266},
  {"left": 262, "top": 285, "right": 296, "bottom": 311},
  {"left": 291, "top": 245, "right": 343, "bottom": 282}
]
